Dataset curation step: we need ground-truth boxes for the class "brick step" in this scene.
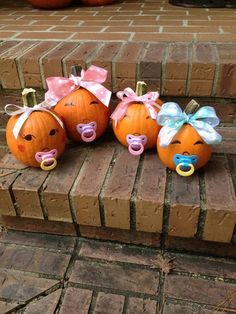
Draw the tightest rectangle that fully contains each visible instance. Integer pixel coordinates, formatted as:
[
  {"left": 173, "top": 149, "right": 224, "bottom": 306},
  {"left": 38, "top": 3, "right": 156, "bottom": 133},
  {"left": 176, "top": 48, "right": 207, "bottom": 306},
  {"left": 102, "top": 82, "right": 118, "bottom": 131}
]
[
  {"left": 0, "top": 137, "right": 236, "bottom": 256},
  {"left": 0, "top": 40, "right": 235, "bottom": 98}
]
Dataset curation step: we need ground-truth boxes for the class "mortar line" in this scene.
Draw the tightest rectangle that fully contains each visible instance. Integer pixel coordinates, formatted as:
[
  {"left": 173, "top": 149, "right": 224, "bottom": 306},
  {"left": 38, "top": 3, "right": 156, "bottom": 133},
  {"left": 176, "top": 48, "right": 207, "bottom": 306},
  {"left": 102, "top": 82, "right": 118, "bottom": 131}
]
[
  {"left": 88, "top": 291, "right": 98, "bottom": 314},
  {"left": 195, "top": 168, "right": 207, "bottom": 239}
]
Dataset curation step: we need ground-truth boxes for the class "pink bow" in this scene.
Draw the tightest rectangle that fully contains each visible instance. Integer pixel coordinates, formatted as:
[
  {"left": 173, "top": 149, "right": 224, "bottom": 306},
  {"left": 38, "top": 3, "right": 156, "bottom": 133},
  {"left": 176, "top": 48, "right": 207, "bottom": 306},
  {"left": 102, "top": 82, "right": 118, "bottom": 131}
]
[
  {"left": 111, "top": 87, "right": 161, "bottom": 125},
  {"left": 45, "top": 65, "right": 111, "bottom": 108}
]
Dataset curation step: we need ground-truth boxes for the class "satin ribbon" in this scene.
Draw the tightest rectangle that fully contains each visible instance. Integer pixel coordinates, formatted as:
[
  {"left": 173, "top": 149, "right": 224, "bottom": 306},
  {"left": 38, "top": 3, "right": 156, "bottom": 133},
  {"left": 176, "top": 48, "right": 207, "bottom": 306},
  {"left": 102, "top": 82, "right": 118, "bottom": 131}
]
[
  {"left": 45, "top": 65, "right": 111, "bottom": 107},
  {"left": 111, "top": 87, "right": 161, "bottom": 126},
  {"left": 5, "top": 100, "right": 64, "bottom": 139},
  {"left": 157, "top": 102, "right": 222, "bottom": 147}
]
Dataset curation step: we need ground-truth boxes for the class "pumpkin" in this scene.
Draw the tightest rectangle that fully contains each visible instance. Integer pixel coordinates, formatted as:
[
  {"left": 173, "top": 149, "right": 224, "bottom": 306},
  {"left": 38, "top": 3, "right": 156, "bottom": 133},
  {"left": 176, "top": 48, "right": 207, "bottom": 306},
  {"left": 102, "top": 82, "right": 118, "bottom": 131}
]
[
  {"left": 156, "top": 100, "right": 221, "bottom": 176},
  {"left": 6, "top": 89, "right": 66, "bottom": 170},
  {"left": 53, "top": 66, "right": 110, "bottom": 143},
  {"left": 112, "top": 81, "right": 162, "bottom": 156},
  {"left": 80, "top": 0, "right": 114, "bottom": 6},
  {"left": 27, "top": 0, "right": 72, "bottom": 9}
]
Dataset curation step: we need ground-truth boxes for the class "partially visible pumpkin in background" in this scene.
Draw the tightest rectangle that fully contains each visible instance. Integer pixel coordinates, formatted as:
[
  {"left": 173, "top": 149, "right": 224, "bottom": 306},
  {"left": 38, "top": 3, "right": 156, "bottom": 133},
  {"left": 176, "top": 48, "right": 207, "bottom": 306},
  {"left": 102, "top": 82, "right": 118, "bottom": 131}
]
[
  {"left": 80, "top": 0, "right": 114, "bottom": 6},
  {"left": 27, "top": 0, "right": 72, "bottom": 9}
]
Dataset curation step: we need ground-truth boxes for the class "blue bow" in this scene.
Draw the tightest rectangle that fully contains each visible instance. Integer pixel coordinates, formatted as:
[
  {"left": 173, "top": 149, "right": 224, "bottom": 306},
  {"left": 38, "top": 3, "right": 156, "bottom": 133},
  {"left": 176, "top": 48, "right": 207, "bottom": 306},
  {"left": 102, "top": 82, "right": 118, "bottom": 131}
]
[{"left": 157, "top": 102, "right": 222, "bottom": 147}]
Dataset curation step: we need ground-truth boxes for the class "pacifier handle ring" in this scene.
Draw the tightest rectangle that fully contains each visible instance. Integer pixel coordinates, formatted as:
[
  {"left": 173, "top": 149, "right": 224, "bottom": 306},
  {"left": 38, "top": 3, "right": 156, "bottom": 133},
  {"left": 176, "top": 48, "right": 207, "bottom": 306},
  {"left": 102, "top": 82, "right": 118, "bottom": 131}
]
[
  {"left": 128, "top": 143, "right": 144, "bottom": 156},
  {"left": 40, "top": 158, "right": 57, "bottom": 171},
  {"left": 176, "top": 163, "right": 195, "bottom": 177}
]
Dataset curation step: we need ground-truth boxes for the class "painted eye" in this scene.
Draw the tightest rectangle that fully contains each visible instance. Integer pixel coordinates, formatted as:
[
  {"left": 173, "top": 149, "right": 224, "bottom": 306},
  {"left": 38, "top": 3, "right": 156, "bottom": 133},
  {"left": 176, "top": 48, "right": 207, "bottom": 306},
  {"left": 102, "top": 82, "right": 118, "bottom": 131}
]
[
  {"left": 24, "top": 134, "right": 34, "bottom": 141},
  {"left": 90, "top": 100, "right": 99, "bottom": 105},
  {"left": 194, "top": 140, "right": 204, "bottom": 145},
  {"left": 49, "top": 129, "right": 57, "bottom": 136},
  {"left": 171, "top": 140, "right": 181, "bottom": 144},
  {"left": 64, "top": 102, "right": 75, "bottom": 106}
]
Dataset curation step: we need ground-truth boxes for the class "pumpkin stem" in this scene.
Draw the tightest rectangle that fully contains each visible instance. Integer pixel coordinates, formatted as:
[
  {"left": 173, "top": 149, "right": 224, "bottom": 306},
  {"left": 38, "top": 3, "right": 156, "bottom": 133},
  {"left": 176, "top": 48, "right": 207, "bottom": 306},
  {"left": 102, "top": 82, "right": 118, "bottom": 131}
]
[
  {"left": 184, "top": 99, "right": 200, "bottom": 115},
  {"left": 135, "top": 81, "right": 148, "bottom": 96},
  {"left": 22, "top": 88, "right": 37, "bottom": 108},
  {"left": 71, "top": 65, "right": 83, "bottom": 76}
]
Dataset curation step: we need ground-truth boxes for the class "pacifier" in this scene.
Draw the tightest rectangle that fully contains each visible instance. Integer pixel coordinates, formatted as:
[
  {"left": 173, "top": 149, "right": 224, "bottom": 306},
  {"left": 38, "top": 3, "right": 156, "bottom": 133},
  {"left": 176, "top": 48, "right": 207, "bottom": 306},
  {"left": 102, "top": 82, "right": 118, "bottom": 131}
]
[
  {"left": 76, "top": 121, "right": 97, "bottom": 142},
  {"left": 126, "top": 134, "right": 147, "bottom": 156},
  {"left": 173, "top": 154, "right": 198, "bottom": 176},
  {"left": 35, "top": 149, "right": 58, "bottom": 171}
]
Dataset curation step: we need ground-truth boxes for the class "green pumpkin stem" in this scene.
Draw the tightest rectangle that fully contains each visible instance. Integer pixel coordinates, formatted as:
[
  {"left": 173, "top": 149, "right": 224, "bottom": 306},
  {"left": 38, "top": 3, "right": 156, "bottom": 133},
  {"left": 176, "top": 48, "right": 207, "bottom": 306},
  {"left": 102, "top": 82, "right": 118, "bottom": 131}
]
[
  {"left": 22, "top": 88, "right": 37, "bottom": 108},
  {"left": 184, "top": 99, "right": 200, "bottom": 115},
  {"left": 135, "top": 81, "right": 148, "bottom": 96},
  {"left": 71, "top": 65, "right": 83, "bottom": 76}
]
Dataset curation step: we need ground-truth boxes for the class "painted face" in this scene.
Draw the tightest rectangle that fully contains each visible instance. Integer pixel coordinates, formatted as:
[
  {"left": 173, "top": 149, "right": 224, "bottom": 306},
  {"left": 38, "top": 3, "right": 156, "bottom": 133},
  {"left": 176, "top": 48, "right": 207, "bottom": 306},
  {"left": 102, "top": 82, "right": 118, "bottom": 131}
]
[
  {"left": 157, "top": 124, "right": 212, "bottom": 173},
  {"left": 113, "top": 102, "right": 161, "bottom": 155},
  {"left": 54, "top": 88, "right": 110, "bottom": 142},
  {"left": 6, "top": 111, "right": 66, "bottom": 168}
]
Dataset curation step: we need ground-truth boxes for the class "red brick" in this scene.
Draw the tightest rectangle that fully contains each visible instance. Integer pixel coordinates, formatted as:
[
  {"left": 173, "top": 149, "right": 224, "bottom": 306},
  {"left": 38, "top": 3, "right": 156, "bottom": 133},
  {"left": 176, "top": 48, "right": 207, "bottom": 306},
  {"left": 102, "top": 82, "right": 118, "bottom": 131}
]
[
  {"left": 127, "top": 297, "right": 157, "bottom": 314},
  {"left": 188, "top": 80, "right": 213, "bottom": 97},
  {"left": 165, "top": 43, "right": 189, "bottom": 80},
  {"left": 165, "top": 236, "right": 236, "bottom": 258},
  {"left": 139, "top": 43, "right": 167, "bottom": 80},
  {"left": 169, "top": 172, "right": 200, "bottom": 238},
  {"left": 70, "top": 146, "right": 114, "bottom": 227},
  {"left": 165, "top": 275, "right": 236, "bottom": 309},
  {"left": 42, "top": 147, "right": 87, "bottom": 222},
  {"left": 63, "top": 42, "right": 100, "bottom": 76},
  {"left": 72, "top": 32, "right": 131, "bottom": 41},
  {"left": 174, "top": 255, "right": 236, "bottom": 280},
  {"left": 19, "top": 41, "right": 59, "bottom": 88},
  {"left": 0, "top": 169, "right": 19, "bottom": 216},
  {"left": 191, "top": 44, "right": 216, "bottom": 80},
  {"left": 0, "top": 230, "right": 75, "bottom": 252},
  {"left": 0, "top": 301, "right": 19, "bottom": 313},
  {"left": 94, "top": 293, "right": 125, "bottom": 314},
  {"left": 41, "top": 42, "right": 79, "bottom": 86},
  {"left": 163, "top": 302, "right": 213, "bottom": 314},
  {"left": 90, "top": 42, "right": 122, "bottom": 91},
  {"left": 24, "top": 289, "right": 61, "bottom": 314},
  {"left": 103, "top": 149, "right": 140, "bottom": 229},
  {"left": 12, "top": 168, "right": 49, "bottom": 219},
  {"left": 0, "top": 41, "right": 19, "bottom": 56},
  {"left": 60, "top": 287, "right": 92, "bottom": 314},
  {"left": 0, "top": 152, "right": 28, "bottom": 170},
  {"left": 0, "top": 216, "right": 77, "bottom": 236},
  {"left": 136, "top": 153, "right": 166, "bottom": 233},
  {"left": 79, "top": 240, "right": 158, "bottom": 266},
  {"left": 132, "top": 33, "right": 194, "bottom": 42},
  {"left": 0, "top": 244, "right": 70, "bottom": 277},
  {"left": 15, "top": 31, "right": 72, "bottom": 40},
  {"left": 70, "top": 260, "right": 159, "bottom": 295},
  {"left": 203, "top": 156, "right": 236, "bottom": 243},
  {"left": 0, "top": 41, "right": 37, "bottom": 89},
  {"left": 213, "top": 141, "right": 236, "bottom": 154},
  {"left": 79, "top": 225, "right": 161, "bottom": 247},
  {"left": 114, "top": 43, "right": 145, "bottom": 79},
  {"left": 0, "top": 269, "right": 59, "bottom": 302},
  {"left": 163, "top": 79, "right": 186, "bottom": 96},
  {"left": 0, "top": 31, "right": 18, "bottom": 39}
]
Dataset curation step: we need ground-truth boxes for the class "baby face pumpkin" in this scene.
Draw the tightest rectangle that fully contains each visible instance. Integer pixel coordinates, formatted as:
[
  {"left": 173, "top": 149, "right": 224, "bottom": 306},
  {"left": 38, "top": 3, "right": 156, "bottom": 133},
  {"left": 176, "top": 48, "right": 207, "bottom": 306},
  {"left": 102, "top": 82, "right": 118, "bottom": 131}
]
[
  {"left": 157, "top": 124, "right": 212, "bottom": 171},
  {"left": 112, "top": 101, "right": 162, "bottom": 151},
  {"left": 6, "top": 111, "right": 66, "bottom": 168},
  {"left": 54, "top": 87, "right": 110, "bottom": 142}
]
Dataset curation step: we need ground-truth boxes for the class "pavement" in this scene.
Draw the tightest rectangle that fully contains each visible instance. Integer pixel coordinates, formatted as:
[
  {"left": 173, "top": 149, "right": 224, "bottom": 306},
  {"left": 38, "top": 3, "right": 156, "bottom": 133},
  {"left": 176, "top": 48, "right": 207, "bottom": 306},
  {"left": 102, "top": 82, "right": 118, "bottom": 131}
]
[{"left": 0, "top": 229, "right": 235, "bottom": 313}]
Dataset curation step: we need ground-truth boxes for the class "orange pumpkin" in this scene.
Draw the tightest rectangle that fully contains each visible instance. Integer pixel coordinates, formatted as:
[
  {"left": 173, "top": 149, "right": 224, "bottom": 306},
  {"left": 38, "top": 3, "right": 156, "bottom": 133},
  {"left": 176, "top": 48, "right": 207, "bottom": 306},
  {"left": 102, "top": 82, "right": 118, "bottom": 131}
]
[
  {"left": 156, "top": 100, "right": 222, "bottom": 176},
  {"left": 27, "top": 0, "right": 72, "bottom": 9},
  {"left": 54, "top": 87, "right": 110, "bottom": 142},
  {"left": 6, "top": 89, "right": 66, "bottom": 170},
  {"left": 112, "top": 82, "right": 162, "bottom": 155},
  {"left": 80, "top": 0, "right": 113, "bottom": 5},
  {"left": 157, "top": 124, "right": 212, "bottom": 173}
]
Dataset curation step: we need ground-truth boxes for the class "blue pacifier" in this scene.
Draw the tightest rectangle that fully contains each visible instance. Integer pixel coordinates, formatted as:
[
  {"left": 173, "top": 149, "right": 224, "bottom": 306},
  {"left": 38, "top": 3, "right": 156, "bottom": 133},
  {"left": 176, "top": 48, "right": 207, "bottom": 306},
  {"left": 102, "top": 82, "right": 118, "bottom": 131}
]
[{"left": 173, "top": 154, "right": 198, "bottom": 176}]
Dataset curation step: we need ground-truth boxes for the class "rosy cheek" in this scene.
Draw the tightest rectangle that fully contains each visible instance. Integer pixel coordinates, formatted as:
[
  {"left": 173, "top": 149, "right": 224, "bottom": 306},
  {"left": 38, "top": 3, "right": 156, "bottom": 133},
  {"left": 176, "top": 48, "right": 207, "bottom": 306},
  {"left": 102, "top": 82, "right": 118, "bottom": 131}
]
[{"left": 17, "top": 144, "right": 25, "bottom": 152}]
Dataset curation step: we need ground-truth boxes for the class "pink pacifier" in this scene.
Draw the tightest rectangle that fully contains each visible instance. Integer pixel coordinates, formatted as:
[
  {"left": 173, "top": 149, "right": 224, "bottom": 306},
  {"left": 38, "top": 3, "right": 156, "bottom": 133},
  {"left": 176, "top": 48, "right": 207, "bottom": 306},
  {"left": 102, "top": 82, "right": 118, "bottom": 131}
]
[
  {"left": 76, "top": 121, "right": 97, "bottom": 142},
  {"left": 126, "top": 134, "right": 147, "bottom": 156},
  {"left": 35, "top": 149, "right": 58, "bottom": 171}
]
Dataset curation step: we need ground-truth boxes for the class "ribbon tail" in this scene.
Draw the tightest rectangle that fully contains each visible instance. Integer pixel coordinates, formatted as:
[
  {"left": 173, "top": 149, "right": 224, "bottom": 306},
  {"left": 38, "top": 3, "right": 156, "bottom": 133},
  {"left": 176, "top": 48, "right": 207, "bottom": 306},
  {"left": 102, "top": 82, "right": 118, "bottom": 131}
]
[
  {"left": 158, "top": 125, "right": 181, "bottom": 147},
  {"left": 13, "top": 111, "right": 31, "bottom": 139},
  {"left": 110, "top": 101, "right": 129, "bottom": 121}
]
